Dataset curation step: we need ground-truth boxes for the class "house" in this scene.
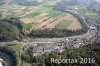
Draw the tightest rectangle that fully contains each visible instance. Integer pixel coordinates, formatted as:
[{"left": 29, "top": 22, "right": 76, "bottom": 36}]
[
  {"left": 34, "top": 46, "right": 44, "bottom": 53},
  {"left": 89, "top": 26, "right": 96, "bottom": 30}
]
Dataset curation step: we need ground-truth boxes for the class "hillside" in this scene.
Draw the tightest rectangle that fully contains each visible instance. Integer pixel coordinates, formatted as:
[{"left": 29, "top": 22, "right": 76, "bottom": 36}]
[{"left": 0, "top": 17, "right": 23, "bottom": 41}]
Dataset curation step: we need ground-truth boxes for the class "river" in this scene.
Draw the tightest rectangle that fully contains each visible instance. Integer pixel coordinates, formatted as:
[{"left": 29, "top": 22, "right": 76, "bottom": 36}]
[{"left": 0, "top": 49, "right": 16, "bottom": 66}]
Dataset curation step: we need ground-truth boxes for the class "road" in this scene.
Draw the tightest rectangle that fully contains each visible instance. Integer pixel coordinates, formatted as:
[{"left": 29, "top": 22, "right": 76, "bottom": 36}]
[
  {"left": 0, "top": 11, "right": 99, "bottom": 45},
  {"left": 0, "top": 10, "right": 99, "bottom": 66}
]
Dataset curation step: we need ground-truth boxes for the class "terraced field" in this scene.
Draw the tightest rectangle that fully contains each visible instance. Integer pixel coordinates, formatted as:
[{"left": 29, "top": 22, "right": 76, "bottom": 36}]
[{"left": 0, "top": 0, "right": 82, "bottom": 31}]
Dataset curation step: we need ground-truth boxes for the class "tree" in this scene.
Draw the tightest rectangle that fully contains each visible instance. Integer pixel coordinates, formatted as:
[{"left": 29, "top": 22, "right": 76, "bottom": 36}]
[
  {"left": 0, "top": 13, "right": 2, "bottom": 19},
  {"left": 0, "top": 17, "right": 24, "bottom": 41}
]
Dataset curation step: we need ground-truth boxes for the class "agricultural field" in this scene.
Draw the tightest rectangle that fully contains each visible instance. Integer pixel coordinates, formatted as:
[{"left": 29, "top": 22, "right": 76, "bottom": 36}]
[
  {"left": 23, "top": 23, "right": 33, "bottom": 31},
  {"left": 0, "top": 0, "right": 82, "bottom": 31},
  {"left": 55, "top": 20, "right": 71, "bottom": 29},
  {"left": 77, "top": 5, "right": 100, "bottom": 24},
  {"left": 87, "top": 15, "right": 100, "bottom": 23},
  {"left": 85, "top": 12, "right": 100, "bottom": 24}
]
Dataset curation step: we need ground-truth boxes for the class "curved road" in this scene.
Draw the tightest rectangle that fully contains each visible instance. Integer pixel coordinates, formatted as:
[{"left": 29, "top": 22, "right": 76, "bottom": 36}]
[
  {"left": 0, "top": 10, "right": 99, "bottom": 66},
  {"left": 0, "top": 11, "right": 99, "bottom": 45}
]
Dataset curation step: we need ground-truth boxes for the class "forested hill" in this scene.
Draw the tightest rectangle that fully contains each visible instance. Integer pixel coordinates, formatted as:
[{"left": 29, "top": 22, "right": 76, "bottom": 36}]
[{"left": 0, "top": 16, "right": 23, "bottom": 41}]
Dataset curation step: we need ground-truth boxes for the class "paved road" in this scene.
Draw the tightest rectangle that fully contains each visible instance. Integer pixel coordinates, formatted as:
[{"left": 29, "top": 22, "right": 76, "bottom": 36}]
[{"left": 0, "top": 10, "right": 99, "bottom": 66}]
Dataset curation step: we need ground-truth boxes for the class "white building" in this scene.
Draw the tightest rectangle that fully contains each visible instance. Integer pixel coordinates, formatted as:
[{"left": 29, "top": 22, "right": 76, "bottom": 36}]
[
  {"left": 0, "top": 58, "right": 3, "bottom": 66},
  {"left": 90, "top": 26, "right": 96, "bottom": 30},
  {"left": 0, "top": 62, "right": 3, "bottom": 66}
]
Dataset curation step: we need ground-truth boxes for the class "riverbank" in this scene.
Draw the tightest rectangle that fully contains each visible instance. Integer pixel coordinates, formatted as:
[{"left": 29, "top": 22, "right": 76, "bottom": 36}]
[
  {"left": 0, "top": 58, "right": 3, "bottom": 66},
  {"left": 0, "top": 58, "right": 8, "bottom": 66},
  {"left": 0, "top": 46, "right": 17, "bottom": 66}
]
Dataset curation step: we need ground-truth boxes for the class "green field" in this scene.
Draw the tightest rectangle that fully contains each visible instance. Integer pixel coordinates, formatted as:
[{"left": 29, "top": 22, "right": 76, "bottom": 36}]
[
  {"left": 23, "top": 23, "right": 33, "bottom": 30},
  {"left": 6, "top": 44, "right": 22, "bottom": 53},
  {"left": 31, "top": 23, "right": 40, "bottom": 29},
  {"left": 24, "top": 7, "right": 65, "bottom": 18},
  {"left": 55, "top": 20, "right": 71, "bottom": 29},
  {"left": 47, "top": 10, "right": 65, "bottom": 17},
  {"left": 77, "top": 5, "right": 100, "bottom": 24},
  {"left": 24, "top": 11, "right": 41, "bottom": 18},
  {"left": 42, "top": 7, "right": 53, "bottom": 12},
  {"left": 86, "top": 15, "right": 100, "bottom": 23}
]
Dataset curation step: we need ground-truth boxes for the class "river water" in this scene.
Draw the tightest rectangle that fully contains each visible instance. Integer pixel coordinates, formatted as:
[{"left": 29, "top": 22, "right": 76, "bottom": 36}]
[{"left": 0, "top": 49, "right": 16, "bottom": 66}]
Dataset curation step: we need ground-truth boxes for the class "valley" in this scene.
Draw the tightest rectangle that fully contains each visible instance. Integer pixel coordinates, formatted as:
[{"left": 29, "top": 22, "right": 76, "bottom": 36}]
[
  {"left": 0, "top": 0, "right": 100, "bottom": 66},
  {"left": 0, "top": 0, "right": 82, "bottom": 31}
]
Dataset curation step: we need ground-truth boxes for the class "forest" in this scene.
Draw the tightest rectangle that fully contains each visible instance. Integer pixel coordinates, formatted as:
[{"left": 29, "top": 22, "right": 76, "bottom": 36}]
[
  {"left": 28, "top": 28, "right": 86, "bottom": 38},
  {"left": 0, "top": 14, "right": 23, "bottom": 41},
  {"left": 21, "top": 43, "right": 100, "bottom": 66}
]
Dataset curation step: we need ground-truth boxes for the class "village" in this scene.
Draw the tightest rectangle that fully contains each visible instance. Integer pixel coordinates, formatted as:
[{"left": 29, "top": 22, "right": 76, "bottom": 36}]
[{"left": 32, "top": 34, "right": 96, "bottom": 56}]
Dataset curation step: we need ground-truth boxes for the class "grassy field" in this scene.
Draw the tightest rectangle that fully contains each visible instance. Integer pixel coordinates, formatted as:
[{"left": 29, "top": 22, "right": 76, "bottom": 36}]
[
  {"left": 55, "top": 20, "right": 71, "bottom": 29},
  {"left": 42, "top": 7, "right": 52, "bottom": 12},
  {"left": 47, "top": 10, "right": 65, "bottom": 17},
  {"left": 77, "top": 5, "right": 100, "bottom": 24},
  {"left": 24, "top": 11, "right": 41, "bottom": 18},
  {"left": 32, "top": 23, "right": 40, "bottom": 29},
  {"left": 86, "top": 15, "right": 100, "bottom": 23},
  {"left": 83, "top": 9, "right": 100, "bottom": 24},
  {"left": 6, "top": 44, "right": 22, "bottom": 53},
  {"left": 23, "top": 23, "right": 33, "bottom": 30}
]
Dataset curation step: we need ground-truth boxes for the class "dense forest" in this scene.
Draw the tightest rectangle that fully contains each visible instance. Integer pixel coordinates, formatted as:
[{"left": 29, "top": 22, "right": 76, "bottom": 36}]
[
  {"left": 21, "top": 43, "right": 100, "bottom": 66},
  {"left": 28, "top": 28, "right": 86, "bottom": 38},
  {"left": 0, "top": 14, "right": 23, "bottom": 41}
]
